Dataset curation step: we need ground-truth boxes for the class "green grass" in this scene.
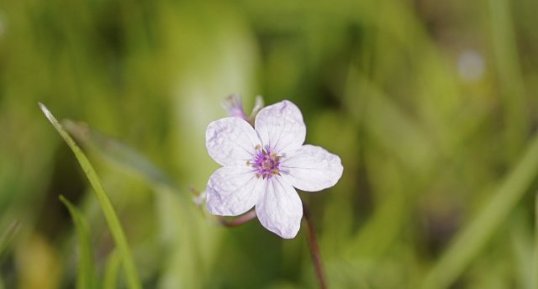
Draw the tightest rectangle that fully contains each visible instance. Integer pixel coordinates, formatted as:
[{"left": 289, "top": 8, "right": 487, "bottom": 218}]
[
  {"left": 1, "top": 0, "right": 538, "bottom": 288},
  {"left": 0, "top": 221, "right": 19, "bottom": 260},
  {"left": 59, "top": 195, "right": 96, "bottom": 289},
  {"left": 422, "top": 135, "right": 538, "bottom": 289},
  {"left": 39, "top": 104, "right": 141, "bottom": 289}
]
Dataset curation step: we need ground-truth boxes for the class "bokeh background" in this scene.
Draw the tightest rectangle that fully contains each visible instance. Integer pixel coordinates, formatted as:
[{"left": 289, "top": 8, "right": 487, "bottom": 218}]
[{"left": 1, "top": 0, "right": 538, "bottom": 288}]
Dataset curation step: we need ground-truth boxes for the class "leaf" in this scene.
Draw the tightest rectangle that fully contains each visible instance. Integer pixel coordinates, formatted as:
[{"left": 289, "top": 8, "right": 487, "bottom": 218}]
[
  {"left": 39, "top": 103, "right": 142, "bottom": 289},
  {"left": 59, "top": 195, "right": 96, "bottom": 289}
]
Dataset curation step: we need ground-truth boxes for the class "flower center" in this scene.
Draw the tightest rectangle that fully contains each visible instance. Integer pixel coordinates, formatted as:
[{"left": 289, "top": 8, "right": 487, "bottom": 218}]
[{"left": 251, "top": 145, "right": 281, "bottom": 179}]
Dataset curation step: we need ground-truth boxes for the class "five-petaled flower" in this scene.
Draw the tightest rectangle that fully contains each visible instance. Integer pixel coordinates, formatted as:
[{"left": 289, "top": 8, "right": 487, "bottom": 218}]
[{"left": 205, "top": 100, "right": 343, "bottom": 239}]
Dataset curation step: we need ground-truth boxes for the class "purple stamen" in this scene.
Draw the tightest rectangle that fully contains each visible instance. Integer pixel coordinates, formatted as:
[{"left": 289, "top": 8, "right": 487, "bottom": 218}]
[{"left": 251, "top": 146, "right": 281, "bottom": 179}]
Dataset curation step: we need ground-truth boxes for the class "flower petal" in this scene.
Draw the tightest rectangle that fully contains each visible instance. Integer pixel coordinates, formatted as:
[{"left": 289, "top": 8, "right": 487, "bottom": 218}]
[
  {"left": 254, "top": 100, "right": 306, "bottom": 156},
  {"left": 281, "top": 144, "right": 343, "bottom": 192},
  {"left": 256, "top": 177, "right": 302, "bottom": 239},
  {"left": 206, "top": 166, "right": 263, "bottom": 216},
  {"left": 206, "top": 117, "right": 262, "bottom": 166}
]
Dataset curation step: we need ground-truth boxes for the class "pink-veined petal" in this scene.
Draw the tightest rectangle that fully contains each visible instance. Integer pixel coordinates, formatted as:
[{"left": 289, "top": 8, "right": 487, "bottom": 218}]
[
  {"left": 206, "top": 166, "right": 263, "bottom": 216},
  {"left": 281, "top": 144, "right": 343, "bottom": 192},
  {"left": 206, "top": 117, "right": 261, "bottom": 166},
  {"left": 254, "top": 100, "right": 306, "bottom": 156},
  {"left": 256, "top": 177, "right": 302, "bottom": 239}
]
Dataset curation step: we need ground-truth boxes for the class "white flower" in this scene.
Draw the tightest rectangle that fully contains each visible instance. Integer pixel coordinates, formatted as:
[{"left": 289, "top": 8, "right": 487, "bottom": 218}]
[{"left": 205, "top": 100, "right": 343, "bottom": 239}]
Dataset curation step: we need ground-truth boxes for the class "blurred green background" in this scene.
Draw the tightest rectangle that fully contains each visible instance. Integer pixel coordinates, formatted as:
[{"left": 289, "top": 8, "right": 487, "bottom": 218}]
[{"left": 1, "top": 0, "right": 538, "bottom": 288}]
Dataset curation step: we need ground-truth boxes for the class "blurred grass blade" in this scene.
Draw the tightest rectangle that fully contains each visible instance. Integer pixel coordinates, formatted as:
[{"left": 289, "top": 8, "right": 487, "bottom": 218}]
[
  {"left": 39, "top": 103, "right": 142, "bottom": 289},
  {"left": 62, "top": 120, "right": 178, "bottom": 191},
  {"left": 103, "top": 250, "right": 121, "bottom": 289},
  {"left": 421, "top": 134, "right": 538, "bottom": 289},
  {"left": 489, "top": 0, "right": 528, "bottom": 160},
  {"left": 534, "top": 192, "right": 538, "bottom": 289},
  {"left": 0, "top": 221, "right": 20, "bottom": 259},
  {"left": 59, "top": 195, "right": 96, "bottom": 289},
  {"left": 510, "top": 212, "right": 534, "bottom": 289}
]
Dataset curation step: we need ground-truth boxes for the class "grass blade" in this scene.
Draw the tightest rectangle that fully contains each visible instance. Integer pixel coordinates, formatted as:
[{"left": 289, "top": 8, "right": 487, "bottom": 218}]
[
  {"left": 59, "top": 195, "right": 96, "bottom": 289},
  {"left": 534, "top": 192, "right": 538, "bottom": 289},
  {"left": 39, "top": 103, "right": 141, "bottom": 289},
  {"left": 421, "top": 134, "right": 538, "bottom": 289},
  {"left": 103, "top": 250, "right": 121, "bottom": 289},
  {"left": 0, "top": 221, "right": 19, "bottom": 259},
  {"left": 62, "top": 119, "right": 178, "bottom": 191}
]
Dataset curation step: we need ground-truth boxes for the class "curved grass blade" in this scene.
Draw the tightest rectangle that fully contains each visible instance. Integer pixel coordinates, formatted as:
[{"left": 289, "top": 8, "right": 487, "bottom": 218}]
[
  {"left": 59, "top": 195, "right": 96, "bottom": 289},
  {"left": 39, "top": 103, "right": 141, "bottom": 289}
]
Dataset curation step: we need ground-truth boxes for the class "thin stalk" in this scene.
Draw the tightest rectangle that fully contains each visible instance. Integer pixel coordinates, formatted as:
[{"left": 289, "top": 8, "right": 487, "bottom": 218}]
[
  {"left": 213, "top": 200, "right": 328, "bottom": 288},
  {"left": 303, "top": 204, "right": 327, "bottom": 289},
  {"left": 218, "top": 210, "right": 257, "bottom": 227}
]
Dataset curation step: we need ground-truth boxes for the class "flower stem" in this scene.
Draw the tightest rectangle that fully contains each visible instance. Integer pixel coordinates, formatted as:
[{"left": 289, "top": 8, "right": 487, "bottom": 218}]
[
  {"left": 303, "top": 204, "right": 328, "bottom": 289},
  {"left": 218, "top": 210, "right": 257, "bottom": 227}
]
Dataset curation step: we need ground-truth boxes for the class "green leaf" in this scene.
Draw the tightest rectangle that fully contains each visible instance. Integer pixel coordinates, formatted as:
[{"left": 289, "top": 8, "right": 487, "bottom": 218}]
[
  {"left": 39, "top": 103, "right": 142, "bottom": 289},
  {"left": 59, "top": 195, "right": 96, "bottom": 289}
]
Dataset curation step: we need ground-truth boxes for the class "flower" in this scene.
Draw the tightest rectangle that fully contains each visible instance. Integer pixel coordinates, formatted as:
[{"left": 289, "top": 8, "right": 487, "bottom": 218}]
[{"left": 205, "top": 100, "right": 343, "bottom": 238}]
